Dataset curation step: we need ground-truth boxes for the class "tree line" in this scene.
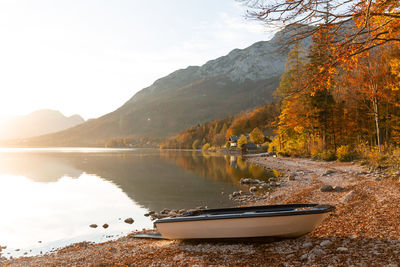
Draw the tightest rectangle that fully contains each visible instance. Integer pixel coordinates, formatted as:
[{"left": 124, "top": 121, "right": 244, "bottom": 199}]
[{"left": 160, "top": 103, "right": 280, "bottom": 150}]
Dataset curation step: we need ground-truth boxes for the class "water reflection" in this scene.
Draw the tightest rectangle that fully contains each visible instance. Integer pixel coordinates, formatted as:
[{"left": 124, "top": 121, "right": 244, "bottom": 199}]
[
  {"left": 0, "top": 173, "right": 152, "bottom": 257},
  {"left": 0, "top": 148, "right": 272, "bottom": 257},
  {"left": 159, "top": 150, "right": 272, "bottom": 184}
]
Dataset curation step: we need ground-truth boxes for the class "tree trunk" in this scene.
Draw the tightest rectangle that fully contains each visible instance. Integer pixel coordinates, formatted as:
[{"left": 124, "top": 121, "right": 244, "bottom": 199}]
[
  {"left": 323, "top": 89, "right": 328, "bottom": 151},
  {"left": 385, "top": 102, "right": 390, "bottom": 148},
  {"left": 372, "top": 96, "right": 381, "bottom": 153}
]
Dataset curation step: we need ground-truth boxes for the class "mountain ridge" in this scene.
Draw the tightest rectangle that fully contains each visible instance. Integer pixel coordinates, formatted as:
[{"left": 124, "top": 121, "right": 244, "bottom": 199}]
[
  {"left": 9, "top": 26, "right": 311, "bottom": 147},
  {"left": 0, "top": 109, "right": 85, "bottom": 140}
]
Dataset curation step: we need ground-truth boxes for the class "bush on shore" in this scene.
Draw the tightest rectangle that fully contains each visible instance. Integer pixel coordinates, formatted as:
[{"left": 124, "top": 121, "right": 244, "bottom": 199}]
[
  {"left": 312, "top": 150, "right": 337, "bottom": 161},
  {"left": 202, "top": 143, "right": 211, "bottom": 151},
  {"left": 336, "top": 145, "right": 357, "bottom": 162}
]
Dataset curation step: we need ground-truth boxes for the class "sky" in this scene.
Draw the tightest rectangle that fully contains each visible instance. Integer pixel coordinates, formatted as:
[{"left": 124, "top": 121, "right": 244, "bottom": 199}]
[{"left": 0, "top": 0, "right": 274, "bottom": 120}]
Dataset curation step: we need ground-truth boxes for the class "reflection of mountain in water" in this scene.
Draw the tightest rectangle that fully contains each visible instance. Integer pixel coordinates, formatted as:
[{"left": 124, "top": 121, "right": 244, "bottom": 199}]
[
  {"left": 73, "top": 153, "right": 240, "bottom": 211},
  {"left": 0, "top": 153, "right": 82, "bottom": 182},
  {"left": 0, "top": 150, "right": 271, "bottom": 211}
]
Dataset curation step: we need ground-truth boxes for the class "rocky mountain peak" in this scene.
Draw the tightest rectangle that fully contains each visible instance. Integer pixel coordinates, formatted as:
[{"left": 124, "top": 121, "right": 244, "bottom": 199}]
[{"left": 128, "top": 25, "right": 311, "bottom": 105}]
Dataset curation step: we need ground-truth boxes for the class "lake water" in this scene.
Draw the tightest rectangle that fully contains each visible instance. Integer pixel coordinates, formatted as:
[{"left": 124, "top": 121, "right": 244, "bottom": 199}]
[{"left": 0, "top": 148, "right": 273, "bottom": 257}]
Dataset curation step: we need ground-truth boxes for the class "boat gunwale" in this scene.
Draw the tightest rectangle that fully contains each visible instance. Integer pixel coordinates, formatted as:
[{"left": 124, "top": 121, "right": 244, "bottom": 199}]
[{"left": 154, "top": 204, "right": 335, "bottom": 224}]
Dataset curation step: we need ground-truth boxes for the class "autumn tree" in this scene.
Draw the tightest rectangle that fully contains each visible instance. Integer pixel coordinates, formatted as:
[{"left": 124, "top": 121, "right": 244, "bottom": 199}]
[
  {"left": 276, "top": 43, "right": 313, "bottom": 153},
  {"left": 243, "top": 0, "right": 400, "bottom": 59},
  {"left": 237, "top": 135, "right": 248, "bottom": 148},
  {"left": 307, "top": 25, "right": 337, "bottom": 151},
  {"left": 389, "top": 51, "right": 400, "bottom": 144},
  {"left": 342, "top": 45, "right": 400, "bottom": 150},
  {"left": 213, "top": 133, "right": 226, "bottom": 147},
  {"left": 250, "top": 127, "right": 265, "bottom": 144}
]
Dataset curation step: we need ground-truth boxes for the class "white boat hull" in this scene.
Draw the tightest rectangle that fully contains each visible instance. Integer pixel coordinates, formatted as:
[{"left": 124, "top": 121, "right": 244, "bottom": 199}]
[{"left": 156, "top": 213, "right": 328, "bottom": 240}]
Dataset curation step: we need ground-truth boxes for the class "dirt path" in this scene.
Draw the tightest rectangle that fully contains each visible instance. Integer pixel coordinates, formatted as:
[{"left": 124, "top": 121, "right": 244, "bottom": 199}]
[{"left": 2, "top": 157, "right": 400, "bottom": 266}]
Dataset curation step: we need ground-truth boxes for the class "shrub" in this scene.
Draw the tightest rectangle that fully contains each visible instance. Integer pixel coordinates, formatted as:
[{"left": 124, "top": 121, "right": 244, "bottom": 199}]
[
  {"left": 277, "top": 150, "right": 291, "bottom": 157},
  {"left": 237, "top": 135, "right": 248, "bottom": 148},
  {"left": 260, "top": 142, "right": 269, "bottom": 151},
  {"left": 316, "top": 150, "right": 337, "bottom": 161},
  {"left": 202, "top": 143, "right": 211, "bottom": 151},
  {"left": 192, "top": 139, "right": 200, "bottom": 150},
  {"left": 267, "top": 137, "right": 279, "bottom": 153},
  {"left": 367, "top": 148, "right": 388, "bottom": 168},
  {"left": 336, "top": 145, "right": 357, "bottom": 162}
]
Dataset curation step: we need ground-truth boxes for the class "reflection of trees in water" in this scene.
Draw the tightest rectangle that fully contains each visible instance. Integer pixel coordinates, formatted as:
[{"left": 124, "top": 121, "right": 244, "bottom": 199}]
[
  {"left": 0, "top": 150, "right": 239, "bottom": 211},
  {"left": 159, "top": 150, "right": 272, "bottom": 185},
  {"left": 0, "top": 150, "right": 275, "bottom": 211}
]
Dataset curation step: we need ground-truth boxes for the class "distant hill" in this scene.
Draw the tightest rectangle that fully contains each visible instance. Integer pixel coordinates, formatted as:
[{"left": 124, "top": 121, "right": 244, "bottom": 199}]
[
  {"left": 15, "top": 26, "right": 311, "bottom": 147},
  {"left": 0, "top": 109, "right": 84, "bottom": 140}
]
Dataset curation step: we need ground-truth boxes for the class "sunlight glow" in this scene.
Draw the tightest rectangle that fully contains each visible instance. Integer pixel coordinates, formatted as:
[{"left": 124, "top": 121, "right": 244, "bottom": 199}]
[
  {"left": 0, "top": 0, "right": 271, "bottom": 120},
  {"left": 0, "top": 173, "right": 152, "bottom": 254}
]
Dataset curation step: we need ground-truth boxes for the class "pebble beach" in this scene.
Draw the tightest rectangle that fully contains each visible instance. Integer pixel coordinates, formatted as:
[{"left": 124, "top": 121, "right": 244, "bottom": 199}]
[{"left": 2, "top": 155, "right": 400, "bottom": 266}]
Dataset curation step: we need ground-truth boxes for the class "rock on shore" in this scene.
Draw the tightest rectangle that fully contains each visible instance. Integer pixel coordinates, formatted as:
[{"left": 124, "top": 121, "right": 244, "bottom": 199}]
[{"left": 124, "top": 218, "right": 134, "bottom": 224}]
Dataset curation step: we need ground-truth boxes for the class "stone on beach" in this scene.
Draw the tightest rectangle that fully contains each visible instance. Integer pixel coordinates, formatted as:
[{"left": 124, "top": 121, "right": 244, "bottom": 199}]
[
  {"left": 322, "top": 170, "right": 337, "bottom": 176},
  {"left": 319, "top": 240, "right": 332, "bottom": 247},
  {"left": 144, "top": 211, "right": 155, "bottom": 217},
  {"left": 302, "top": 241, "right": 313, "bottom": 249},
  {"left": 321, "top": 184, "right": 346, "bottom": 192},
  {"left": 160, "top": 209, "right": 170, "bottom": 214},
  {"left": 89, "top": 224, "right": 98, "bottom": 228},
  {"left": 150, "top": 213, "right": 169, "bottom": 221},
  {"left": 124, "top": 218, "right": 134, "bottom": 224},
  {"left": 288, "top": 173, "right": 296, "bottom": 181},
  {"left": 230, "top": 191, "right": 242, "bottom": 198},
  {"left": 341, "top": 191, "right": 355, "bottom": 204},
  {"left": 240, "top": 178, "right": 260, "bottom": 185},
  {"left": 320, "top": 185, "right": 334, "bottom": 192},
  {"left": 103, "top": 224, "right": 109, "bottom": 229},
  {"left": 333, "top": 186, "right": 345, "bottom": 192}
]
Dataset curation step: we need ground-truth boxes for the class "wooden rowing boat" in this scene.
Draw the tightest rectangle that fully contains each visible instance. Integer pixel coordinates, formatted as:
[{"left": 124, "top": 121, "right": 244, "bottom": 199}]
[{"left": 154, "top": 204, "right": 335, "bottom": 240}]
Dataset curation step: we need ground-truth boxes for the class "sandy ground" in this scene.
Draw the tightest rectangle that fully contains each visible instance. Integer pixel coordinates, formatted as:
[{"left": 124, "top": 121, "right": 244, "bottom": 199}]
[{"left": 2, "top": 156, "right": 400, "bottom": 266}]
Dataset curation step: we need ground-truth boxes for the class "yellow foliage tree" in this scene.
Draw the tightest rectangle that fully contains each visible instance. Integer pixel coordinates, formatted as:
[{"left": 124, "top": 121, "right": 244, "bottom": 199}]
[
  {"left": 237, "top": 135, "right": 248, "bottom": 148},
  {"left": 249, "top": 127, "right": 264, "bottom": 144}
]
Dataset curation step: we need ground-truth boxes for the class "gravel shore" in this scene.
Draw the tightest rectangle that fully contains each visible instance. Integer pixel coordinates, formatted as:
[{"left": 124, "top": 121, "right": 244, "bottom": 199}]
[{"left": 2, "top": 156, "right": 400, "bottom": 266}]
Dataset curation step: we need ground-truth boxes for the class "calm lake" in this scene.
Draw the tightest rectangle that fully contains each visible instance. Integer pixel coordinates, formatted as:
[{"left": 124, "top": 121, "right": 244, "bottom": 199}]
[{"left": 0, "top": 148, "right": 273, "bottom": 257}]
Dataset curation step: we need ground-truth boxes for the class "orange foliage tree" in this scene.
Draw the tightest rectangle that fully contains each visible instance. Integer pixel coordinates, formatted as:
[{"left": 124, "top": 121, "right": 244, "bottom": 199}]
[{"left": 244, "top": 0, "right": 400, "bottom": 58}]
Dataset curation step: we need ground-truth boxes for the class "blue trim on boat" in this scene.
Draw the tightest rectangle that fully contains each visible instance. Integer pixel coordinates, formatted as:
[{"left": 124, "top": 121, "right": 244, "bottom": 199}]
[{"left": 154, "top": 204, "right": 335, "bottom": 224}]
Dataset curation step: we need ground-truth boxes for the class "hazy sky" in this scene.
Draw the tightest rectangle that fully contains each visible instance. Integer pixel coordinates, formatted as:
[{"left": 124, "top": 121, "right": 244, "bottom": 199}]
[{"left": 0, "top": 0, "right": 274, "bottom": 120}]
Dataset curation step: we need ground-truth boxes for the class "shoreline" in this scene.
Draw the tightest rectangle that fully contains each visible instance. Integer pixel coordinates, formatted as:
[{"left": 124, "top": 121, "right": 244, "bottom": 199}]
[{"left": 3, "top": 156, "right": 400, "bottom": 266}]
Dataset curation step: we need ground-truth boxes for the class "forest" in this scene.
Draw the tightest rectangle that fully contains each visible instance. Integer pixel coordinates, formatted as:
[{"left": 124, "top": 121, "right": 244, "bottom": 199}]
[
  {"left": 163, "top": 0, "right": 400, "bottom": 168},
  {"left": 160, "top": 103, "right": 280, "bottom": 150}
]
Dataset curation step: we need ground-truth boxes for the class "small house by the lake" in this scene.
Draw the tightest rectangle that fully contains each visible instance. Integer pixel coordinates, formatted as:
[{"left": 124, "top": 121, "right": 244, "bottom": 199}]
[
  {"left": 241, "top": 143, "right": 257, "bottom": 153},
  {"left": 229, "top": 136, "right": 240, "bottom": 147}
]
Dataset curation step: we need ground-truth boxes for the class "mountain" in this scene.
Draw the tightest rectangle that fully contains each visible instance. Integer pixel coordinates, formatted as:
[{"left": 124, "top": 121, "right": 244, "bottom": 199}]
[
  {"left": 0, "top": 109, "right": 84, "bottom": 140},
  {"left": 16, "top": 26, "right": 311, "bottom": 147}
]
